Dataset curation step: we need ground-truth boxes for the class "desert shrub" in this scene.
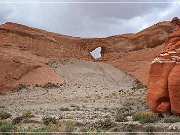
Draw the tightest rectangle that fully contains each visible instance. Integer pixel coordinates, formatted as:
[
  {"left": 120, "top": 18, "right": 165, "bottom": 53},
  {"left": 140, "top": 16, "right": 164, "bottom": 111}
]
[
  {"left": 12, "top": 116, "right": 23, "bottom": 125},
  {"left": 42, "top": 117, "right": 57, "bottom": 125},
  {"left": 95, "top": 118, "right": 116, "bottom": 129},
  {"left": 80, "top": 127, "right": 89, "bottom": 132},
  {"left": 80, "top": 126, "right": 97, "bottom": 132},
  {"left": 132, "top": 80, "right": 147, "bottom": 90},
  {"left": 115, "top": 110, "right": 127, "bottom": 122},
  {"left": 144, "top": 125, "right": 155, "bottom": 133},
  {"left": 107, "top": 127, "right": 120, "bottom": 132},
  {"left": 0, "top": 111, "right": 12, "bottom": 120},
  {"left": 117, "top": 106, "right": 134, "bottom": 116},
  {"left": 42, "top": 82, "right": 60, "bottom": 89},
  {"left": 103, "top": 107, "right": 108, "bottom": 110},
  {"left": 59, "top": 107, "right": 70, "bottom": 111},
  {"left": 70, "top": 104, "right": 76, "bottom": 107},
  {"left": 11, "top": 84, "right": 27, "bottom": 92},
  {"left": 72, "top": 106, "right": 80, "bottom": 111},
  {"left": 65, "top": 121, "right": 76, "bottom": 132},
  {"left": 0, "top": 92, "right": 5, "bottom": 95},
  {"left": 132, "top": 111, "right": 159, "bottom": 123},
  {"left": 22, "top": 109, "right": 33, "bottom": 118},
  {"left": 122, "top": 124, "right": 144, "bottom": 134},
  {"left": 0, "top": 121, "right": 15, "bottom": 133},
  {"left": 12, "top": 110, "right": 33, "bottom": 125},
  {"left": 122, "top": 101, "right": 134, "bottom": 107},
  {"left": 122, "top": 124, "right": 138, "bottom": 134},
  {"left": 164, "top": 115, "right": 180, "bottom": 123}
]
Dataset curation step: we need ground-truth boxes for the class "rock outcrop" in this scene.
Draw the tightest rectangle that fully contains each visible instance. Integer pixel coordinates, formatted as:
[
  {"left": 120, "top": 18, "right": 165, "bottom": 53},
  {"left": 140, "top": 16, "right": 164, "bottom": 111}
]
[
  {"left": 147, "top": 17, "right": 180, "bottom": 115},
  {"left": 0, "top": 18, "right": 178, "bottom": 92}
]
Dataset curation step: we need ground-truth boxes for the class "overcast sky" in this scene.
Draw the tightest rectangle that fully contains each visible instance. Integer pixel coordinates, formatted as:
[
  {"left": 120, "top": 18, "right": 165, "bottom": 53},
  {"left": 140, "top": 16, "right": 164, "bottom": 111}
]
[{"left": 0, "top": 0, "right": 180, "bottom": 37}]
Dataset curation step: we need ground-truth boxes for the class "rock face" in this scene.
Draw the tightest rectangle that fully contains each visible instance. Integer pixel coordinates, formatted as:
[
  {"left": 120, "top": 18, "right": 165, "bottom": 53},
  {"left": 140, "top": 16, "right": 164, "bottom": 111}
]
[
  {"left": 0, "top": 18, "right": 177, "bottom": 92},
  {"left": 147, "top": 17, "right": 180, "bottom": 115}
]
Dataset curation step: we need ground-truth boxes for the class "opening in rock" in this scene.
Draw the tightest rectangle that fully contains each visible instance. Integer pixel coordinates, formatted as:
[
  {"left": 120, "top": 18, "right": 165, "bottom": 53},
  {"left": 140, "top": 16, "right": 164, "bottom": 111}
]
[{"left": 90, "top": 47, "right": 102, "bottom": 59}]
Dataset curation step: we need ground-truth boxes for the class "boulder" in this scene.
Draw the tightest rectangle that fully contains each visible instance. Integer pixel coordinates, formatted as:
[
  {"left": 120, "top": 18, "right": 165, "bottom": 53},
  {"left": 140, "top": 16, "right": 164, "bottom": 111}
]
[{"left": 147, "top": 17, "right": 180, "bottom": 115}]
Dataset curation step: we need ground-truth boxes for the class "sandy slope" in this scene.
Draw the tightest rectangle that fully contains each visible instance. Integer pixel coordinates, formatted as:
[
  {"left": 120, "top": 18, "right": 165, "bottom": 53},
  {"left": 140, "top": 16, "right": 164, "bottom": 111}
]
[{"left": 0, "top": 59, "right": 147, "bottom": 124}]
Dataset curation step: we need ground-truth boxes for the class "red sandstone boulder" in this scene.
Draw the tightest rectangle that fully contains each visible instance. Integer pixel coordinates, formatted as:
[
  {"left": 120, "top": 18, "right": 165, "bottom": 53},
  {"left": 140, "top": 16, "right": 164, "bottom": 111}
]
[
  {"left": 147, "top": 17, "right": 180, "bottom": 115},
  {"left": 147, "top": 62, "right": 175, "bottom": 113},
  {"left": 168, "top": 64, "right": 180, "bottom": 115}
]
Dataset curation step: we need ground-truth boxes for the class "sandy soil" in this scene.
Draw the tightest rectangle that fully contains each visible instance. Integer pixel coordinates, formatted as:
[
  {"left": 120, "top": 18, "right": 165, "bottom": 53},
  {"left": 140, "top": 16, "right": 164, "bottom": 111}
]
[{"left": 0, "top": 59, "right": 147, "bottom": 121}]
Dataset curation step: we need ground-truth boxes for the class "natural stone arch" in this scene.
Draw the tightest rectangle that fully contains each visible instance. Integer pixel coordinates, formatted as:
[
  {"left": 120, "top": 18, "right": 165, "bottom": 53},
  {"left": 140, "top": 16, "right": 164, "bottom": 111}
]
[
  {"left": 90, "top": 47, "right": 102, "bottom": 59},
  {"left": 90, "top": 46, "right": 106, "bottom": 59}
]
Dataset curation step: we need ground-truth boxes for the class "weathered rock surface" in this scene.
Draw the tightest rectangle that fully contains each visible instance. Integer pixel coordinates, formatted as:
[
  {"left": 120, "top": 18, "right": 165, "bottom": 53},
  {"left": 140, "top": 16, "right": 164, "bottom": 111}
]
[
  {"left": 147, "top": 17, "right": 180, "bottom": 115},
  {"left": 0, "top": 18, "right": 177, "bottom": 91}
]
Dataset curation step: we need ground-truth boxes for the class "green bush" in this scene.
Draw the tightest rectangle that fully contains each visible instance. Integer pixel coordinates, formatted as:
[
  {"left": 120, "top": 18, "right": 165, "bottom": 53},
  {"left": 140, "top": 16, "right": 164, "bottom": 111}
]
[
  {"left": 164, "top": 115, "right": 180, "bottom": 123},
  {"left": 0, "top": 121, "right": 15, "bottom": 133},
  {"left": 0, "top": 111, "right": 12, "bottom": 120},
  {"left": 42, "top": 117, "right": 57, "bottom": 125},
  {"left": 65, "top": 121, "right": 76, "bottom": 132},
  {"left": 132, "top": 111, "right": 159, "bottom": 123}
]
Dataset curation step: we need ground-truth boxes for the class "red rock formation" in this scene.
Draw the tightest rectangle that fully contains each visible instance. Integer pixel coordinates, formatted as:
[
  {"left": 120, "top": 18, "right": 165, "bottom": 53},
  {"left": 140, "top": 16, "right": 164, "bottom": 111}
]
[
  {"left": 0, "top": 49, "right": 64, "bottom": 91},
  {"left": 0, "top": 18, "right": 177, "bottom": 92},
  {"left": 147, "top": 17, "right": 180, "bottom": 115}
]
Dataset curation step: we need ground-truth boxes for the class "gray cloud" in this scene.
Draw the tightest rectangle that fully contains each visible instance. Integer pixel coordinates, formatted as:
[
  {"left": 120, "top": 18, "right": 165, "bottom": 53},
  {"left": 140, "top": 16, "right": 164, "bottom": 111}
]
[{"left": 0, "top": 0, "right": 179, "bottom": 37}]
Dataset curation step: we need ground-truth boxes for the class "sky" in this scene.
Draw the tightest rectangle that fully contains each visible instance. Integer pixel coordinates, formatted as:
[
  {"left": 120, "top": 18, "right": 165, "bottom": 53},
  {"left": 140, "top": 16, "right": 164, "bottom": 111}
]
[{"left": 0, "top": 0, "right": 180, "bottom": 39}]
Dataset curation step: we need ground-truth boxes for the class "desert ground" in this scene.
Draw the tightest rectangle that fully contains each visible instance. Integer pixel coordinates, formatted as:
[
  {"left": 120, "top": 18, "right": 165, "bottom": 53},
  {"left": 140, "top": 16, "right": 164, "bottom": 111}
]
[{"left": 1, "top": 59, "right": 180, "bottom": 134}]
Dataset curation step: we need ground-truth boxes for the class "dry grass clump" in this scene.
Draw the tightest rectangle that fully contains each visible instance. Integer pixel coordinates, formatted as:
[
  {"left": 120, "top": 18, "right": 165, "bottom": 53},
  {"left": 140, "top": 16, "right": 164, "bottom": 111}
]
[{"left": 132, "top": 111, "right": 159, "bottom": 123}]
